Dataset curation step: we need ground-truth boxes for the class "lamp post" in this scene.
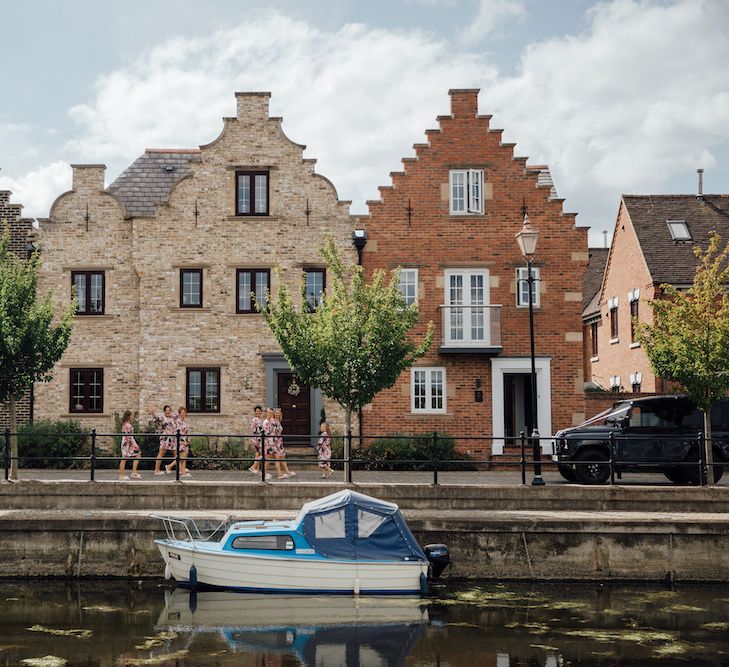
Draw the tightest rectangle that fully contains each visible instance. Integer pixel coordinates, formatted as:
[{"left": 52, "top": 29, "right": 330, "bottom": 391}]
[
  {"left": 515, "top": 213, "right": 544, "bottom": 486},
  {"left": 352, "top": 229, "right": 368, "bottom": 266}
]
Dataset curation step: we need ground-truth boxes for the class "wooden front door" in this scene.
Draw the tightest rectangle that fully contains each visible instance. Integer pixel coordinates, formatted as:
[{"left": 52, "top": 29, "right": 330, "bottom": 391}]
[{"left": 276, "top": 373, "right": 311, "bottom": 445}]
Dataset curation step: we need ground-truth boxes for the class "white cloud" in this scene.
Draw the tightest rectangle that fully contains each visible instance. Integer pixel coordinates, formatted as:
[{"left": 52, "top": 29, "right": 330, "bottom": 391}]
[
  {"left": 0, "top": 161, "right": 71, "bottom": 218},
  {"left": 4, "top": 0, "right": 729, "bottom": 242},
  {"left": 64, "top": 12, "right": 497, "bottom": 213},
  {"left": 481, "top": 0, "right": 729, "bottom": 241},
  {"left": 463, "top": 0, "right": 527, "bottom": 43}
]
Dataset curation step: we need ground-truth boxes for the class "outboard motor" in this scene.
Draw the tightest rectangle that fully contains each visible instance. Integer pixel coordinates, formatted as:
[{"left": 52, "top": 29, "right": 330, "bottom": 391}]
[{"left": 424, "top": 543, "right": 450, "bottom": 578}]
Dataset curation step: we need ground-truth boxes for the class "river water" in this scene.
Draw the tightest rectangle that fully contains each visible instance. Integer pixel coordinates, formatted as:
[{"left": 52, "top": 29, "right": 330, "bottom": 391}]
[{"left": 1, "top": 580, "right": 729, "bottom": 666}]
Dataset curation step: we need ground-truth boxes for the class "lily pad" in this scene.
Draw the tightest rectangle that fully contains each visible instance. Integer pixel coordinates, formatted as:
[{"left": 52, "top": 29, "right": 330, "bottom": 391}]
[
  {"left": 27, "top": 625, "right": 92, "bottom": 639},
  {"left": 82, "top": 604, "right": 124, "bottom": 613},
  {"left": 653, "top": 641, "right": 699, "bottom": 658},
  {"left": 530, "top": 644, "right": 561, "bottom": 651},
  {"left": 659, "top": 604, "right": 706, "bottom": 613}
]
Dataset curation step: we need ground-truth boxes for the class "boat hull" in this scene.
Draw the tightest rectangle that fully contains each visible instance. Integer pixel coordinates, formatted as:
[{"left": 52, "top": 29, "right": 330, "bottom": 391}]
[{"left": 156, "top": 540, "right": 428, "bottom": 595}]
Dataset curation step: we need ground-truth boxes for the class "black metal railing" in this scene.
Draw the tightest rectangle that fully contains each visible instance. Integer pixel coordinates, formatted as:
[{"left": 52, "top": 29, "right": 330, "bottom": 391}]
[{"left": 1, "top": 428, "right": 726, "bottom": 486}]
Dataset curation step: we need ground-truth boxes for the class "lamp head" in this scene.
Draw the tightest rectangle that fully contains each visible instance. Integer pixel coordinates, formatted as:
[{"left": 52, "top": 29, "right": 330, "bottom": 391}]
[{"left": 515, "top": 213, "right": 539, "bottom": 259}]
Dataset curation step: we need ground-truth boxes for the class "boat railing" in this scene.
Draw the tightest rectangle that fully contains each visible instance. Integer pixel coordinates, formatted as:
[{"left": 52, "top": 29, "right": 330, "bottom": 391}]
[{"left": 152, "top": 515, "right": 232, "bottom": 543}]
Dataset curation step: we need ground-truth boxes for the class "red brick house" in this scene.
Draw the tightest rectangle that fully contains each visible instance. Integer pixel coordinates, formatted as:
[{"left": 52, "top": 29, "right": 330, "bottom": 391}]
[
  {"left": 359, "top": 89, "right": 588, "bottom": 455},
  {"left": 591, "top": 191, "right": 729, "bottom": 394},
  {"left": 582, "top": 247, "right": 609, "bottom": 389}
]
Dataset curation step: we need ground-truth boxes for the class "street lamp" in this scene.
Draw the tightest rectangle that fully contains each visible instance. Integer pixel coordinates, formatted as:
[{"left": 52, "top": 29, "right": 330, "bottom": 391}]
[
  {"left": 515, "top": 213, "right": 544, "bottom": 486},
  {"left": 352, "top": 229, "right": 368, "bottom": 266}
]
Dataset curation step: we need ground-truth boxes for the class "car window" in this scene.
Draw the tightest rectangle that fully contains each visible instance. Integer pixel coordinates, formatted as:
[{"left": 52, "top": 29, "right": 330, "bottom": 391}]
[
  {"left": 711, "top": 402, "right": 729, "bottom": 430},
  {"left": 629, "top": 404, "right": 677, "bottom": 429}
]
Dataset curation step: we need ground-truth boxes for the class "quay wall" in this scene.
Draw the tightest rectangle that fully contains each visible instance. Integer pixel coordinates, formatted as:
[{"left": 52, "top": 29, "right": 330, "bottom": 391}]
[{"left": 2, "top": 482, "right": 729, "bottom": 582}]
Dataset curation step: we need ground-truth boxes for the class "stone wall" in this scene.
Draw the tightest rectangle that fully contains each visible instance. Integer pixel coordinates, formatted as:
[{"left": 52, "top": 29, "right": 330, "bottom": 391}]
[
  {"left": 0, "top": 191, "right": 33, "bottom": 430},
  {"left": 33, "top": 93, "right": 358, "bottom": 436}
]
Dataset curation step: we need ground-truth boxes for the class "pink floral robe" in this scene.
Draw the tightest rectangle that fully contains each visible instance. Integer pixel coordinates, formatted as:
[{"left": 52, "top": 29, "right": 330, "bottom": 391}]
[
  {"left": 273, "top": 419, "right": 285, "bottom": 457},
  {"left": 317, "top": 432, "right": 331, "bottom": 467},
  {"left": 262, "top": 418, "right": 277, "bottom": 456},
  {"left": 250, "top": 416, "right": 264, "bottom": 452},
  {"left": 175, "top": 414, "right": 190, "bottom": 454},
  {"left": 121, "top": 422, "right": 141, "bottom": 459},
  {"left": 154, "top": 412, "right": 178, "bottom": 451}
]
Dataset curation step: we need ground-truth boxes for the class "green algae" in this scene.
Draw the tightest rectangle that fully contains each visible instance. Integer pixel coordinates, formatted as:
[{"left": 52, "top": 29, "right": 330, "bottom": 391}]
[
  {"left": 134, "top": 631, "right": 178, "bottom": 650},
  {"left": 530, "top": 644, "right": 561, "bottom": 651},
  {"left": 20, "top": 658, "right": 68, "bottom": 667},
  {"left": 660, "top": 604, "right": 706, "bottom": 613},
  {"left": 27, "top": 625, "right": 92, "bottom": 639},
  {"left": 82, "top": 604, "right": 124, "bottom": 613},
  {"left": 557, "top": 628, "right": 675, "bottom": 644},
  {"left": 652, "top": 641, "right": 700, "bottom": 658},
  {"left": 701, "top": 622, "right": 729, "bottom": 631},
  {"left": 122, "top": 650, "right": 189, "bottom": 665}
]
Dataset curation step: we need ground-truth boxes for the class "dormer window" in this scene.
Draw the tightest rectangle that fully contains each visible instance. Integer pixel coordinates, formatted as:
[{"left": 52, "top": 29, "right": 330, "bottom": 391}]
[
  {"left": 449, "top": 169, "right": 484, "bottom": 214},
  {"left": 667, "top": 220, "right": 691, "bottom": 241},
  {"left": 236, "top": 171, "right": 269, "bottom": 216}
]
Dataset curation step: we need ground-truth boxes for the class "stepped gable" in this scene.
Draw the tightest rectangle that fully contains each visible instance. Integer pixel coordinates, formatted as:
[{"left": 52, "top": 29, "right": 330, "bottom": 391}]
[
  {"left": 623, "top": 194, "right": 729, "bottom": 285},
  {"left": 107, "top": 149, "right": 202, "bottom": 218},
  {"left": 583, "top": 248, "right": 609, "bottom": 316}
]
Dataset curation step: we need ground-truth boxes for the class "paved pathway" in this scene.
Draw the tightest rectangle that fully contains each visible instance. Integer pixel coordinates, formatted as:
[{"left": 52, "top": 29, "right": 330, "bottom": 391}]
[{"left": 6, "top": 468, "right": 728, "bottom": 486}]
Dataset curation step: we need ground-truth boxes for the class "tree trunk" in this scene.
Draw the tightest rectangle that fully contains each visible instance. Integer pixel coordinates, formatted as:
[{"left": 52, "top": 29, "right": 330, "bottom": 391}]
[
  {"left": 9, "top": 395, "right": 18, "bottom": 481},
  {"left": 344, "top": 406, "right": 352, "bottom": 483},
  {"left": 704, "top": 408, "right": 715, "bottom": 486}
]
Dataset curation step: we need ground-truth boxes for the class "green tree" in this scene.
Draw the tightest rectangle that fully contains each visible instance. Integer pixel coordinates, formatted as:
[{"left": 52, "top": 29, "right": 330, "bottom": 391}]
[
  {"left": 0, "top": 229, "right": 74, "bottom": 479},
  {"left": 261, "top": 239, "right": 434, "bottom": 478},
  {"left": 636, "top": 231, "right": 729, "bottom": 484}
]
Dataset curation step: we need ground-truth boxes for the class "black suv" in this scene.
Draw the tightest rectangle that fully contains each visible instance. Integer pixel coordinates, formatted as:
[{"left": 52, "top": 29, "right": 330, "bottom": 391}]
[{"left": 553, "top": 395, "right": 729, "bottom": 484}]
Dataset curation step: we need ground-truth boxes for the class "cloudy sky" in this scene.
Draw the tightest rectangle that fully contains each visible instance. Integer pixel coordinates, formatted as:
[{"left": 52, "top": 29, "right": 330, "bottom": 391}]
[{"left": 1, "top": 0, "right": 727, "bottom": 245}]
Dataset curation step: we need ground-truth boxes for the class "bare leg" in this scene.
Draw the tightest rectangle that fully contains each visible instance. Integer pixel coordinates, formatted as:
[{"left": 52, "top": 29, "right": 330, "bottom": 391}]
[
  {"left": 119, "top": 459, "right": 126, "bottom": 478},
  {"left": 180, "top": 451, "right": 188, "bottom": 474},
  {"left": 154, "top": 447, "right": 167, "bottom": 473},
  {"left": 131, "top": 459, "right": 140, "bottom": 476}
]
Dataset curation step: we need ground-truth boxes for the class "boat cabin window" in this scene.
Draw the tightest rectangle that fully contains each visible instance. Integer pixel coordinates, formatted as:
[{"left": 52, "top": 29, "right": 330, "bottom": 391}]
[
  {"left": 230, "top": 535, "right": 294, "bottom": 550},
  {"left": 357, "top": 509, "right": 387, "bottom": 538},
  {"left": 314, "top": 509, "right": 345, "bottom": 538}
]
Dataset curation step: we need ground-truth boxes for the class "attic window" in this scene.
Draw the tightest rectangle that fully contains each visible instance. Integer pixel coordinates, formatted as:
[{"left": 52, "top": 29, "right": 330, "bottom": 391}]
[{"left": 667, "top": 220, "right": 691, "bottom": 241}]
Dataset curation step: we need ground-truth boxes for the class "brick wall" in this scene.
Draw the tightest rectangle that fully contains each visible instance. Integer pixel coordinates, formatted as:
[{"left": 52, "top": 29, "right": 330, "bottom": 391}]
[
  {"left": 0, "top": 191, "right": 33, "bottom": 430},
  {"left": 361, "top": 89, "right": 588, "bottom": 453},
  {"left": 591, "top": 201, "right": 657, "bottom": 392}
]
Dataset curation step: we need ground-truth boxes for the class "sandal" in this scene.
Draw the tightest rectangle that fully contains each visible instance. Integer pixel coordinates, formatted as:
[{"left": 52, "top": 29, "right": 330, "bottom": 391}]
[{"left": 130, "top": 473, "right": 141, "bottom": 479}]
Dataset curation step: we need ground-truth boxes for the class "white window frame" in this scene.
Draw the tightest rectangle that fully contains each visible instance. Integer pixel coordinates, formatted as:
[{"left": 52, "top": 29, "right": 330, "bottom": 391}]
[
  {"left": 443, "top": 269, "right": 490, "bottom": 346},
  {"left": 398, "top": 268, "right": 418, "bottom": 306},
  {"left": 449, "top": 169, "right": 484, "bottom": 215},
  {"left": 411, "top": 367, "right": 446, "bottom": 414},
  {"left": 516, "top": 267, "right": 540, "bottom": 308},
  {"left": 667, "top": 220, "right": 691, "bottom": 241}
]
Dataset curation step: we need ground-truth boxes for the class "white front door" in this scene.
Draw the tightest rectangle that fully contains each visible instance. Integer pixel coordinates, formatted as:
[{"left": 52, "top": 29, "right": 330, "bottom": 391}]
[{"left": 444, "top": 269, "right": 489, "bottom": 346}]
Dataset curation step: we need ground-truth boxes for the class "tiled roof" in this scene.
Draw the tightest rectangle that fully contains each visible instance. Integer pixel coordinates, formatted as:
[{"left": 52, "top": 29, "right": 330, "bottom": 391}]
[
  {"left": 624, "top": 195, "right": 729, "bottom": 285},
  {"left": 529, "top": 165, "right": 558, "bottom": 200},
  {"left": 107, "top": 150, "right": 202, "bottom": 218},
  {"left": 582, "top": 247, "right": 609, "bottom": 316}
]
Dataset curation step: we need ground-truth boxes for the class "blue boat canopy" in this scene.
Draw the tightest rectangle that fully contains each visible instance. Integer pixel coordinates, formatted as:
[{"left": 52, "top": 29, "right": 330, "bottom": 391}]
[{"left": 295, "top": 490, "right": 427, "bottom": 562}]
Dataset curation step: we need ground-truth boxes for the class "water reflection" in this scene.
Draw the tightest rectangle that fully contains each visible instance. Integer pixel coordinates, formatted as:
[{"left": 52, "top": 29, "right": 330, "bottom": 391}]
[
  {"left": 157, "top": 589, "right": 428, "bottom": 666},
  {"left": 1, "top": 580, "right": 729, "bottom": 665}
]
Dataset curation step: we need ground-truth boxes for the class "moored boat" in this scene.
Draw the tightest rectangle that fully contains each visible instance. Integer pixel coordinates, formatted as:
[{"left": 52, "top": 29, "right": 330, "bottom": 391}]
[{"left": 154, "top": 490, "right": 449, "bottom": 595}]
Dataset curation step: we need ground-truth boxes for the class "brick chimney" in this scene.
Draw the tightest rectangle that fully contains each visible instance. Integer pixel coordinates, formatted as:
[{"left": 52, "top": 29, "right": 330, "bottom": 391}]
[
  {"left": 235, "top": 92, "right": 271, "bottom": 121},
  {"left": 448, "top": 88, "right": 480, "bottom": 118},
  {"left": 71, "top": 164, "right": 106, "bottom": 192}
]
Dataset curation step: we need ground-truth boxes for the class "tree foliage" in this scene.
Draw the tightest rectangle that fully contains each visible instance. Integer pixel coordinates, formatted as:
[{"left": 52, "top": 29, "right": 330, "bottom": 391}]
[
  {"left": 636, "top": 231, "right": 729, "bottom": 483},
  {"left": 261, "top": 238, "right": 434, "bottom": 432},
  {"left": 0, "top": 228, "right": 75, "bottom": 478}
]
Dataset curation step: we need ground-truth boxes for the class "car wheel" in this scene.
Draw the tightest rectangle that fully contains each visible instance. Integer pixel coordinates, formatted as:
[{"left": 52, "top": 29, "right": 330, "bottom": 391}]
[
  {"left": 663, "top": 467, "right": 688, "bottom": 484},
  {"left": 558, "top": 464, "right": 577, "bottom": 483},
  {"left": 574, "top": 449, "right": 611, "bottom": 485},
  {"left": 685, "top": 460, "right": 725, "bottom": 486}
]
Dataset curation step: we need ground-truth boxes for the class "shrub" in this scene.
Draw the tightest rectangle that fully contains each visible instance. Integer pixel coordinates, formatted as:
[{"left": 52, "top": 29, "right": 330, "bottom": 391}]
[
  {"left": 16, "top": 420, "right": 90, "bottom": 469},
  {"left": 353, "top": 432, "right": 476, "bottom": 471},
  {"left": 189, "top": 436, "right": 256, "bottom": 471}
]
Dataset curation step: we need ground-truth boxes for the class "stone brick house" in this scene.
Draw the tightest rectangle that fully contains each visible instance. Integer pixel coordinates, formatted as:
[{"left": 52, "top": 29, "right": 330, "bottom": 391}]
[
  {"left": 0, "top": 191, "right": 34, "bottom": 430},
  {"left": 590, "top": 191, "right": 729, "bottom": 395},
  {"left": 33, "top": 92, "right": 357, "bottom": 437},
  {"left": 359, "top": 89, "right": 588, "bottom": 455}
]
